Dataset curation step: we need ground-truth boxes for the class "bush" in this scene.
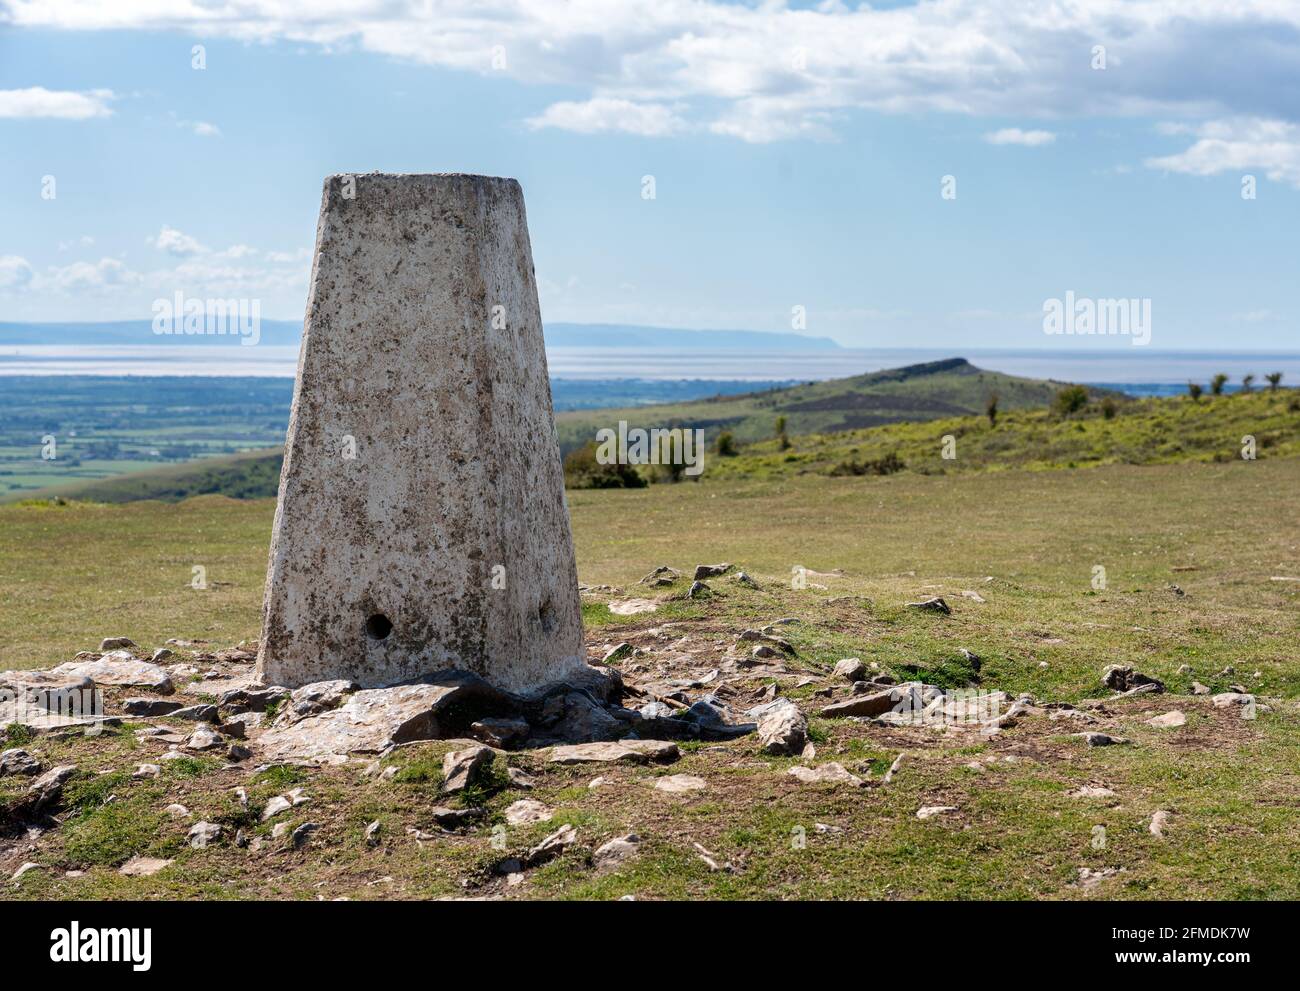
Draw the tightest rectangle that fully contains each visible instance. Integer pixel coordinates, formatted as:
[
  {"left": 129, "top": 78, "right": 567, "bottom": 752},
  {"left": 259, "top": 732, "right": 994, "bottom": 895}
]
[
  {"left": 1187, "top": 382, "right": 1203, "bottom": 402},
  {"left": 716, "top": 431, "right": 738, "bottom": 456},
  {"left": 562, "top": 442, "right": 647, "bottom": 489},
  {"left": 1101, "top": 397, "right": 1118, "bottom": 420},
  {"left": 1051, "top": 385, "right": 1089, "bottom": 417},
  {"left": 829, "top": 451, "right": 906, "bottom": 476}
]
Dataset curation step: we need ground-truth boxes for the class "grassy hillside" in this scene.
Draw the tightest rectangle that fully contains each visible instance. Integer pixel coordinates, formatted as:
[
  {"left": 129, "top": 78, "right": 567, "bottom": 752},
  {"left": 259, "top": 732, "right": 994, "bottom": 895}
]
[
  {"left": 3, "top": 459, "right": 1300, "bottom": 900},
  {"left": 704, "top": 386, "right": 1300, "bottom": 481},
  {"left": 554, "top": 357, "right": 1109, "bottom": 453},
  {"left": 6, "top": 448, "right": 284, "bottom": 504}
]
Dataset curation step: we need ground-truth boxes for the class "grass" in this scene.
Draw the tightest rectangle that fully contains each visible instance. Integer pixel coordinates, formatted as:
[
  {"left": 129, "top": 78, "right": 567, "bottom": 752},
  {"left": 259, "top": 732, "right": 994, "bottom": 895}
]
[{"left": 2, "top": 447, "right": 1299, "bottom": 900}]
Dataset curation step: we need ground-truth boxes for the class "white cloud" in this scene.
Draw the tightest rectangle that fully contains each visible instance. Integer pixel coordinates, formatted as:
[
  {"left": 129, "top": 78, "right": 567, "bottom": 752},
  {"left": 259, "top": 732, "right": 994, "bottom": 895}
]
[
  {"left": 37, "top": 257, "right": 141, "bottom": 292},
  {"left": 5, "top": 1, "right": 1300, "bottom": 143},
  {"left": 527, "top": 98, "right": 685, "bottom": 137},
  {"left": 1145, "top": 117, "right": 1300, "bottom": 187},
  {"left": 148, "top": 225, "right": 206, "bottom": 256},
  {"left": 215, "top": 244, "right": 257, "bottom": 260},
  {"left": 0, "top": 86, "right": 113, "bottom": 119},
  {"left": 188, "top": 120, "right": 220, "bottom": 137},
  {"left": 0, "top": 254, "right": 34, "bottom": 290},
  {"left": 984, "top": 127, "right": 1056, "bottom": 146}
]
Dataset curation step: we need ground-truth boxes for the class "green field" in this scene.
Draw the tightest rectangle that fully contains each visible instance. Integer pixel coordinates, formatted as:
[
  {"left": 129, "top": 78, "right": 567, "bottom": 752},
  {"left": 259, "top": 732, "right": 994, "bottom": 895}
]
[
  {"left": 3, "top": 453, "right": 1298, "bottom": 900},
  {"left": 0, "top": 376, "right": 290, "bottom": 498}
]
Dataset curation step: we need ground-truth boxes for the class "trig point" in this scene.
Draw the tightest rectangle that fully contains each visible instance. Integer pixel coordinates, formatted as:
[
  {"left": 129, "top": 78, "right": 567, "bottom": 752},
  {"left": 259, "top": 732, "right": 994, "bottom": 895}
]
[{"left": 256, "top": 173, "right": 585, "bottom": 695}]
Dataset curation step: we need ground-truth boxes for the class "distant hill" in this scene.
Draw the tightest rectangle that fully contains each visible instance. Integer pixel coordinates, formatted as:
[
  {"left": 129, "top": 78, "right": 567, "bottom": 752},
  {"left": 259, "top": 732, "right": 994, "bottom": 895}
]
[
  {"left": 554, "top": 356, "right": 1107, "bottom": 453},
  {"left": 12, "top": 357, "right": 1122, "bottom": 504},
  {"left": 0, "top": 320, "right": 839, "bottom": 351},
  {"left": 15, "top": 449, "right": 284, "bottom": 504}
]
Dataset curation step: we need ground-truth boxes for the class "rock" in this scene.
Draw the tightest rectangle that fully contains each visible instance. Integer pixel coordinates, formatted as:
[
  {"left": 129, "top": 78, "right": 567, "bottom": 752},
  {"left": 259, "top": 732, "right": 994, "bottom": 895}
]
[
  {"left": 99, "top": 637, "right": 137, "bottom": 651},
  {"left": 165, "top": 803, "right": 190, "bottom": 819},
  {"left": 1212, "top": 692, "right": 1254, "bottom": 708},
  {"left": 171, "top": 704, "right": 220, "bottom": 723},
  {"left": 469, "top": 716, "right": 530, "bottom": 748},
  {"left": 132, "top": 764, "right": 162, "bottom": 779},
  {"left": 257, "top": 671, "right": 518, "bottom": 762},
  {"left": 548, "top": 740, "right": 679, "bottom": 765},
  {"left": 1101, "top": 665, "right": 1164, "bottom": 694},
  {"left": 687, "top": 580, "right": 711, "bottom": 599},
  {"left": 692, "top": 841, "right": 732, "bottom": 873},
  {"left": 681, "top": 695, "right": 744, "bottom": 733},
  {"left": 787, "top": 763, "right": 865, "bottom": 787},
  {"left": 365, "top": 820, "right": 382, "bottom": 846},
  {"left": 291, "top": 822, "right": 318, "bottom": 848},
  {"left": 262, "top": 796, "right": 293, "bottom": 821},
  {"left": 602, "top": 643, "right": 634, "bottom": 664},
  {"left": 11, "top": 862, "right": 43, "bottom": 881},
  {"left": 275, "top": 679, "right": 359, "bottom": 725},
  {"left": 916, "top": 805, "right": 958, "bottom": 820},
  {"left": 219, "top": 686, "right": 289, "bottom": 713},
  {"left": 525, "top": 824, "right": 577, "bottom": 866},
  {"left": 747, "top": 698, "right": 808, "bottom": 756},
  {"left": 550, "top": 692, "right": 623, "bottom": 742},
  {"left": 608, "top": 599, "right": 659, "bottom": 616},
  {"left": 188, "top": 821, "right": 222, "bottom": 848},
  {"left": 186, "top": 726, "right": 222, "bottom": 751},
  {"left": 50, "top": 652, "right": 173, "bottom": 694},
  {"left": 821, "top": 682, "right": 937, "bottom": 719},
  {"left": 652, "top": 774, "right": 707, "bottom": 794},
  {"left": 271, "top": 822, "right": 290, "bottom": 840},
  {"left": 639, "top": 701, "right": 677, "bottom": 720},
  {"left": 1147, "top": 710, "right": 1187, "bottom": 728},
  {"left": 960, "top": 590, "right": 986, "bottom": 603},
  {"left": 882, "top": 753, "right": 905, "bottom": 784},
  {"left": 151, "top": 647, "right": 174, "bottom": 663},
  {"left": 506, "top": 767, "right": 536, "bottom": 789},
  {"left": 833, "top": 658, "right": 867, "bottom": 681},
  {"left": 119, "top": 856, "right": 172, "bottom": 877},
  {"left": 693, "top": 563, "right": 732, "bottom": 580},
  {"left": 28, "top": 764, "right": 77, "bottom": 807},
  {"left": 1149, "top": 810, "right": 1172, "bottom": 837},
  {"left": 906, "top": 596, "right": 951, "bottom": 615},
  {"left": 122, "top": 698, "right": 184, "bottom": 717},
  {"left": 0, "top": 748, "right": 41, "bottom": 777},
  {"left": 1192, "top": 681, "right": 1211, "bottom": 695},
  {"left": 1075, "top": 732, "right": 1129, "bottom": 747},
  {"left": 1068, "top": 785, "right": 1116, "bottom": 799},
  {"left": 640, "top": 566, "right": 679, "bottom": 586},
  {"left": 428, "top": 806, "right": 481, "bottom": 829},
  {"left": 504, "top": 799, "right": 553, "bottom": 825},
  {"left": 593, "top": 833, "right": 640, "bottom": 870},
  {"left": 441, "top": 745, "right": 494, "bottom": 793},
  {"left": 737, "top": 629, "right": 796, "bottom": 654}
]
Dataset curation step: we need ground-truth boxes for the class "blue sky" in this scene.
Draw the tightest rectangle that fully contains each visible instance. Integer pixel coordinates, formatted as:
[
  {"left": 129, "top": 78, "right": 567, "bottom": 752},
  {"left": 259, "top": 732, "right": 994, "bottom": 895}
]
[{"left": 2, "top": 1, "right": 1299, "bottom": 350}]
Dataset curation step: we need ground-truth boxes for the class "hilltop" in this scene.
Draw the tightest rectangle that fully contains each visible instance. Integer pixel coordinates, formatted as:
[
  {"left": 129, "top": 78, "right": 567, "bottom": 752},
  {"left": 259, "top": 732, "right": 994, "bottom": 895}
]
[{"left": 554, "top": 357, "right": 1104, "bottom": 453}]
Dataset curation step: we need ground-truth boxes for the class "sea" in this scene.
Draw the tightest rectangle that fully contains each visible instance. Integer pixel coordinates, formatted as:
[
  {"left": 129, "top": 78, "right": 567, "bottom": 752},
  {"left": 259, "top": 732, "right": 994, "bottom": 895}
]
[{"left": 3, "top": 345, "right": 1300, "bottom": 397}]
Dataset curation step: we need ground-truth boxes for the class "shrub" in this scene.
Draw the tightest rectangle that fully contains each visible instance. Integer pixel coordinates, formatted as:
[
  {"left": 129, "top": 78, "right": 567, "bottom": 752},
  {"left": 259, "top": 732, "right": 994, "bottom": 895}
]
[
  {"left": 1266, "top": 372, "right": 1283, "bottom": 392},
  {"left": 1052, "top": 385, "right": 1089, "bottom": 417},
  {"left": 1101, "top": 397, "right": 1118, "bottom": 420},
  {"left": 829, "top": 451, "right": 906, "bottom": 476},
  {"left": 716, "top": 431, "right": 738, "bottom": 456},
  {"left": 1210, "top": 373, "right": 1228, "bottom": 396},
  {"left": 1188, "top": 382, "right": 1203, "bottom": 402},
  {"left": 562, "top": 442, "right": 647, "bottom": 489}
]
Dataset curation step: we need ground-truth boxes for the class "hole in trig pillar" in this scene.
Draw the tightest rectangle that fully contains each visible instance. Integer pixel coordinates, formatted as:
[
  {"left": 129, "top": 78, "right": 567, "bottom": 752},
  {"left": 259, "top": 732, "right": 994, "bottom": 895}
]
[{"left": 365, "top": 614, "right": 393, "bottom": 641}]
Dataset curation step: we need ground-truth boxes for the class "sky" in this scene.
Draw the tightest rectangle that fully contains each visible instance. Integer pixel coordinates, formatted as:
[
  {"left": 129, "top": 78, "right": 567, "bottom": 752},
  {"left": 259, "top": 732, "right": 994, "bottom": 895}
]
[{"left": 1, "top": 0, "right": 1299, "bottom": 351}]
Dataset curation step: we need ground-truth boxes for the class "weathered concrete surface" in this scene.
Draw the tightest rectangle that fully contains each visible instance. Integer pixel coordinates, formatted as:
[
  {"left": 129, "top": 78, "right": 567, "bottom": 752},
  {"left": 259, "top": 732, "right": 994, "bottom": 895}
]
[{"left": 257, "top": 173, "right": 584, "bottom": 694}]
